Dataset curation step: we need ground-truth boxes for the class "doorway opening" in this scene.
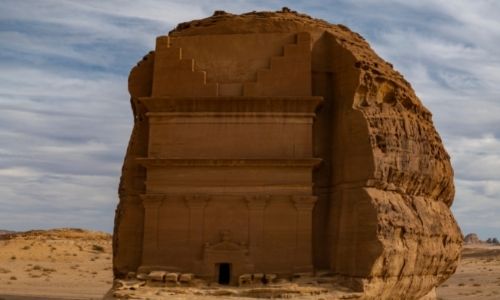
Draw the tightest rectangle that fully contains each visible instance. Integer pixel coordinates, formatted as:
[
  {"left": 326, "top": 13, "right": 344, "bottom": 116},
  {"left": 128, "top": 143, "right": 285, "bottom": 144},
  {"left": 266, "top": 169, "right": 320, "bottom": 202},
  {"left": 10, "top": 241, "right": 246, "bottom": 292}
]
[{"left": 217, "top": 263, "right": 231, "bottom": 284}]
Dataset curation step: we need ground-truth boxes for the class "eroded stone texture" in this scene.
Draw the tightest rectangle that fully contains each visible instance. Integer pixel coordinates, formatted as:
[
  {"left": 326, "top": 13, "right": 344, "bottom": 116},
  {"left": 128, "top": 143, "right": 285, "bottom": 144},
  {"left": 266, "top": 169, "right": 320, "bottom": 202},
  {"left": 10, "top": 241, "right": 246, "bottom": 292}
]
[{"left": 114, "top": 9, "right": 462, "bottom": 299}]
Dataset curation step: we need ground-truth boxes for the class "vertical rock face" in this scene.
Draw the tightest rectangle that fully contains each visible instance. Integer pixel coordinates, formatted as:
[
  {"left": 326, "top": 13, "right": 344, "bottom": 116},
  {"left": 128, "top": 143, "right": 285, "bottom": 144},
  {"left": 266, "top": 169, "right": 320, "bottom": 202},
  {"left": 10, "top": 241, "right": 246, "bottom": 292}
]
[{"left": 114, "top": 10, "right": 462, "bottom": 299}]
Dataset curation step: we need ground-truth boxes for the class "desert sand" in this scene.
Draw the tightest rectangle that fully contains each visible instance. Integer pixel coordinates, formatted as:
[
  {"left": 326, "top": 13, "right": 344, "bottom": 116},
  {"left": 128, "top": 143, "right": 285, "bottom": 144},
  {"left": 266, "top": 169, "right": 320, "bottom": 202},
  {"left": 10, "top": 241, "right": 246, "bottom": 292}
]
[
  {"left": 1, "top": 229, "right": 498, "bottom": 299},
  {"left": 436, "top": 244, "right": 500, "bottom": 299},
  {"left": 0, "top": 228, "right": 112, "bottom": 300},
  {"left": 437, "top": 243, "right": 500, "bottom": 300}
]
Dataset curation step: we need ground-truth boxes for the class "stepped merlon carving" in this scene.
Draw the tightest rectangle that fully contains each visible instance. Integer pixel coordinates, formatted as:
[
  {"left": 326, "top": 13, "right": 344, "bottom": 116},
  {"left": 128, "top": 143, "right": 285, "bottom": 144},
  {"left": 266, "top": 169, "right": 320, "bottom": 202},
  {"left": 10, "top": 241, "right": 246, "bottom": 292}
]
[
  {"left": 152, "top": 36, "right": 218, "bottom": 97},
  {"left": 244, "top": 32, "right": 311, "bottom": 97}
]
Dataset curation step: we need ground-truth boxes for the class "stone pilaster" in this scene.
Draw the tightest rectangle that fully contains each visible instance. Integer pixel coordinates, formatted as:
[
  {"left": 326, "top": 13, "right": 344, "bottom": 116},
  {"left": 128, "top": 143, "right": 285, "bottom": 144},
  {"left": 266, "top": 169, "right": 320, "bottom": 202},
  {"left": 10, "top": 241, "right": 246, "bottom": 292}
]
[
  {"left": 246, "top": 195, "right": 269, "bottom": 268},
  {"left": 292, "top": 195, "right": 317, "bottom": 272},
  {"left": 184, "top": 195, "right": 209, "bottom": 259},
  {"left": 140, "top": 194, "right": 163, "bottom": 264}
]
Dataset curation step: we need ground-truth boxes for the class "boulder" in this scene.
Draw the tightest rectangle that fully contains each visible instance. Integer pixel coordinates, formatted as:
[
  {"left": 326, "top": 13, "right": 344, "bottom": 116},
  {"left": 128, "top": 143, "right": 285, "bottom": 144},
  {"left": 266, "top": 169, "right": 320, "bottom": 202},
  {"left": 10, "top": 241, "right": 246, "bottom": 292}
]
[
  {"left": 464, "top": 233, "right": 480, "bottom": 244},
  {"left": 179, "top": 273, "right": 194, "bottom": 283},
  {"left": 113, "top": 9, "right": 462, "bottom": 299},
  {"left": 148, "top": 271, "right": 166, "bottom": 282},
  {"left": 165, "top": 272, "right": 179, "bottom": 282}
]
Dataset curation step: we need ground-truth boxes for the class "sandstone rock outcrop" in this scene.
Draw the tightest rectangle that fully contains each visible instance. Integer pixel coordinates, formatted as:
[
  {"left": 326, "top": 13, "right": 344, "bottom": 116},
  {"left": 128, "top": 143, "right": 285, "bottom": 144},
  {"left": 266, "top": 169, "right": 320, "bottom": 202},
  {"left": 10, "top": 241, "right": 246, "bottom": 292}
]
[
  {"left": 464, "top": 233, "right": 480, "bottom": 244},
  {"left": 114, "top": 9, "right": 462, "bottom": 299}
]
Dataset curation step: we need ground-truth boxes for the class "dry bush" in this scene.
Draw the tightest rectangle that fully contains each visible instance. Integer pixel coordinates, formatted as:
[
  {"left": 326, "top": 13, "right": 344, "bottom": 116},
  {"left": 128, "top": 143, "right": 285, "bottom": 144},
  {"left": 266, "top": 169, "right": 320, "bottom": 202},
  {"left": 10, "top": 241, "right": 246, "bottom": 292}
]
[
  {"left": 42, "top": 267, "right": 56, "bottom": 273},
  {"left": 92, "top": 244, "right": 105, "bottom": 252}
]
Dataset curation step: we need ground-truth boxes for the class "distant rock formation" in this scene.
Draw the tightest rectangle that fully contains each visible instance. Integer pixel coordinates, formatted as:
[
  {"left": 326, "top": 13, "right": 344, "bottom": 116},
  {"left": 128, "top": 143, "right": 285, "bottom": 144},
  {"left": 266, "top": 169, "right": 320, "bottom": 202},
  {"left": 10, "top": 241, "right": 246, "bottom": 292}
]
[
  {"left": 0, "top": 230, "right": 15, "bottom": 235},
  {"left": 464, "top": 233, "right": 481, "bottom": 244},
  {"left": 0, "top": 230, "right": 16, "bottom": 239},
  {"left": 114, "top": 9, "right": 462, "bottom": 299},
  {"left": 486, "top": 237, "right": 499, "bottom": 244}
]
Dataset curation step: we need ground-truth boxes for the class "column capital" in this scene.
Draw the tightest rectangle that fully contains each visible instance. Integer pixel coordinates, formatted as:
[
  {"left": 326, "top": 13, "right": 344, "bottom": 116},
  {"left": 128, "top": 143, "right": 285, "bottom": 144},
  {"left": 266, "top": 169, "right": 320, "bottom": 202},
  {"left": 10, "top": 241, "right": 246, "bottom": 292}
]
[
  {"left": 291, "top": 195, "right": 317, "bottom": 211},
  {"left": 140, "top": 194, "right": 164, "bottom": 208},
  {"left": 245, "top": 195, "right": 270, "bottom": 210},
  {"left": 184, "top": 194, "right": 210, "bottom": 208}
]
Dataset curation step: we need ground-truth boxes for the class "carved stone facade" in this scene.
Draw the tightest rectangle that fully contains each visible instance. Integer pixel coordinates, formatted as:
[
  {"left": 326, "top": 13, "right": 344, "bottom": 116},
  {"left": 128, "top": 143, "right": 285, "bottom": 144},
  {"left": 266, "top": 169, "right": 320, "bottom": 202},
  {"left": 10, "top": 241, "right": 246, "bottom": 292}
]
[{"left": 114, "top": 10, "right": 462, "bottom": 299}]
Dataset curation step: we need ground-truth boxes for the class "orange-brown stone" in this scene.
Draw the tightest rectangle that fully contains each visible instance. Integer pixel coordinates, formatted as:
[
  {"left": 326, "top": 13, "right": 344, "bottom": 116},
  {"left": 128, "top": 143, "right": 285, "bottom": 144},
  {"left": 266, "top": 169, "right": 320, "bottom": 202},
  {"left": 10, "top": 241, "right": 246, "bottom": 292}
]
[{"left": 114, "top": 9, "right": 462, "bottom": 299}]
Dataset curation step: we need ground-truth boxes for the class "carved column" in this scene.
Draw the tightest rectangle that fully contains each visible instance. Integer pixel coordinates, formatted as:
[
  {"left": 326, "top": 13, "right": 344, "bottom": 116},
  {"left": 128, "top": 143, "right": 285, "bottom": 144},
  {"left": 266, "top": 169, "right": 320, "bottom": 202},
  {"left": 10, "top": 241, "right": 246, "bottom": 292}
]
[
  {"left": 185, "top": 195, "right": 209, "bottom": 260},
  {"left": 292, "top": 195, "right": 317, "bottom": 272},
  {"left": 141, "top": 194, "right": 163, "bottom": 264},
  {"left": 246, "top": 195, "right": 269, "bottom": 268}
]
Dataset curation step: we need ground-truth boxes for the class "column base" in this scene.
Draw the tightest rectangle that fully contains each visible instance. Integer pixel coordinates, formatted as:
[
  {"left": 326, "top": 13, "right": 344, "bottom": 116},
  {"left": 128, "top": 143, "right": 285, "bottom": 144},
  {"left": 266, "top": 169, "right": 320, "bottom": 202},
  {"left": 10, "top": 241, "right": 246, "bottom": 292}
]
[{"left": 293, "top": 265, "right": 314, "bottom": 274}]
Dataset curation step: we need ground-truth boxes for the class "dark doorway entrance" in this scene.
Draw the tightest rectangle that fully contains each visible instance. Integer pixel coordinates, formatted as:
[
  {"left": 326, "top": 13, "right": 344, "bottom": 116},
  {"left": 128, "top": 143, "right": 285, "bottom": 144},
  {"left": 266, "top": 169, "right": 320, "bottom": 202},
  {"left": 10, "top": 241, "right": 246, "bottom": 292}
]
[{"left": 218, "top": 263, "right": 231, "bottom": 284}]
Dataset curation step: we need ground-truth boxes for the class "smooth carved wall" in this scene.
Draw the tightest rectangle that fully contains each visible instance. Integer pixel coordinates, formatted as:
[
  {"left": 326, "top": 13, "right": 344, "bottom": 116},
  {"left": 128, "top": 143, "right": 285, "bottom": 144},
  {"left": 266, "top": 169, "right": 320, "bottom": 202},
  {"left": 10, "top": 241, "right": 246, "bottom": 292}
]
[
  {"left": 115, "top": 10, "right": 462, "bottom": 299},
  {"left": 121, "top": 31, "right": 321, "bottom": 284}
]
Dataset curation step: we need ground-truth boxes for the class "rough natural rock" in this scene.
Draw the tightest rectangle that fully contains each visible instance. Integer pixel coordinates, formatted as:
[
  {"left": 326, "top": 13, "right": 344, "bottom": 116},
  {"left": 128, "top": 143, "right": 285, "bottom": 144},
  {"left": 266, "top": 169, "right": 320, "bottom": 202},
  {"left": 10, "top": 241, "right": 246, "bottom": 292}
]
[
  {"left": 179, "top": 273, "right": 194, "bottom": 283},
  {"left": 148, "top": 271, "right": 167, "bottom": 282},
  {"left": 114, "top": 9, "right": 462, "bottom": 299},
  {"left": 464, "top": 233, "right": 480, "bottom": 244}
]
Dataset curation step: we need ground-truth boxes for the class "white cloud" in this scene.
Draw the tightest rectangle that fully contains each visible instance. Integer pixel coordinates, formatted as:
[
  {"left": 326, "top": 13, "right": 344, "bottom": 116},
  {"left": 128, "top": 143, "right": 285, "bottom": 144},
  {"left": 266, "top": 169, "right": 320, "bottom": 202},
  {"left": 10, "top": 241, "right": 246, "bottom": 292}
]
[{"left": 0, "top": 0, "right": 499, "bottom": 238}]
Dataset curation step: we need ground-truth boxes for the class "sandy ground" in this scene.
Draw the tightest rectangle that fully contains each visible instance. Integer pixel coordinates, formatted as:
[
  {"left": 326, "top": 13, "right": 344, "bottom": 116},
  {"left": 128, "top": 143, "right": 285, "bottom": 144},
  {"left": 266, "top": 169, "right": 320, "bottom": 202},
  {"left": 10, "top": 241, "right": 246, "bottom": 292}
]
[
  {"left": 436, "top": 244, "right": 500, "bottom": 299},
  {"left": 0, "top": 229, "right": 112, "bottom": 300},
  {"left": 1, "top": 229, "right": 499, "bottom": 299}
]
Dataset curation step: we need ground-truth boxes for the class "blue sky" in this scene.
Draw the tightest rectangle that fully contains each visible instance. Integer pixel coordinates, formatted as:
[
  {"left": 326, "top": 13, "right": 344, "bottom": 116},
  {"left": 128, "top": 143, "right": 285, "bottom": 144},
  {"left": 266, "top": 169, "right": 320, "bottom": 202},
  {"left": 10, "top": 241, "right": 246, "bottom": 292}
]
[{"left": 0, "top": 0, "right": 499, "bottom": 239}]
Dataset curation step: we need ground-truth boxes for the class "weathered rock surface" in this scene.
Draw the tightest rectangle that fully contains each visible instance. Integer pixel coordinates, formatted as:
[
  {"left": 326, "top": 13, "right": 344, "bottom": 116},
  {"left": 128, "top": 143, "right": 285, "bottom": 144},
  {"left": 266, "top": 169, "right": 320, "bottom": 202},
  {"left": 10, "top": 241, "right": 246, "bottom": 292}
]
[
  {"left": 464, "top": 233, "right": 480, "bottom": 244},
  {"left": 114, "top": 9, "right": 462, "bottom": 299}
]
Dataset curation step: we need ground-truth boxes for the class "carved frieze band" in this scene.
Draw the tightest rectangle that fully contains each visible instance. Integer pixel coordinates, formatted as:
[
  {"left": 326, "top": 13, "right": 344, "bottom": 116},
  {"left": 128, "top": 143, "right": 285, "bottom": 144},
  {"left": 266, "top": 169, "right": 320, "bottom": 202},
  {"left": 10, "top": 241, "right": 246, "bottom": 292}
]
[
  {"left": 140, "top": 193, "right": 317, "bottom": 210},
  {"left": 137, "top": 96, "right": 323, "bottom": 114},
  {"left": 140, "top": 194, "right": 211, "bottom": 208}
]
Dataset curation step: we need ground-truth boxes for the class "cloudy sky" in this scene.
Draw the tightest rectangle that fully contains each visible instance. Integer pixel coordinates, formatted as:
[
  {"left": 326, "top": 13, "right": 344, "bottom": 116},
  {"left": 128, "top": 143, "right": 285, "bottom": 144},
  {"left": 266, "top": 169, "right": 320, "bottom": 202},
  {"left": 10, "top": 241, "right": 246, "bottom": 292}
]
[{"left": 0, "top": 0, "right": 499, "bottom": 239}]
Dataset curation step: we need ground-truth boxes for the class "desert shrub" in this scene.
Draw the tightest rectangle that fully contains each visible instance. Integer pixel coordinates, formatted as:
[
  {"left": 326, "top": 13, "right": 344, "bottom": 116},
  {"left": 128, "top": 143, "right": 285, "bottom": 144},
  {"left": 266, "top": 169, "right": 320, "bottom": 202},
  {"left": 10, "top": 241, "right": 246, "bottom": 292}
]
[
  {"left": 21, "top": 245, "right": 30, "bottom": 250},
  {"left": 10, "top": 276, "right": 17, "bottom": 280},
  {"left": 42, "top": 267, "right": 56, "bottom": 273},
  {"left": 10, "top": 255, "right": 16, "bottom": 260},
  {"left": 92, "top": 244, "right": 105, "bottom": 252}
]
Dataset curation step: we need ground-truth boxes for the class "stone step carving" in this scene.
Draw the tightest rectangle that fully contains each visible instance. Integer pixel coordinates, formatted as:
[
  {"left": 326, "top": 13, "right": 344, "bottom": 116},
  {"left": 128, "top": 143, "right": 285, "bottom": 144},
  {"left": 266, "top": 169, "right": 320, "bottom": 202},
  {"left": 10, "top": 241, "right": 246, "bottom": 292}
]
[
  {"left": 243, "top": 32, "right": 311, "bottom": 97},
  {"left": 152, "top": 36, "right": 218, "bottom": 97}
]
